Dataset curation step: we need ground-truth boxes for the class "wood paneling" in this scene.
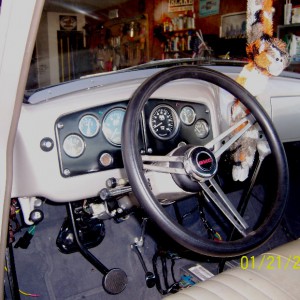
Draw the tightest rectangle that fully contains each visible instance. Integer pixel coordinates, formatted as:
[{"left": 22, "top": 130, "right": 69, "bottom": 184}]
[
  {"left": 196, "top": 0, "right": 247, "bottom": 35},
  {"left": 86, "top": 0, "right": 288, "bottom": 60}
]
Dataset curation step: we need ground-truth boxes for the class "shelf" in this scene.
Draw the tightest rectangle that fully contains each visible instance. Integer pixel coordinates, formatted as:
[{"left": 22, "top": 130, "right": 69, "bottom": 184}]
[
  {"left": 163, "top": 29, "right": 196, "bottom": 34},
  {"left": 161, "top": 29, "right": 196, "bottom": 55},
  {"left": 164, "top": 50, "right": 193, "bottom": 53},
  {"left": 277, "top": 23, "right": 300, "bottom": 38},
  {"left": 286, "top": 62, "right": 300, "bottom": 73},
  {"left": 278, "top": 23, "right": 300, "bottom": 29}
]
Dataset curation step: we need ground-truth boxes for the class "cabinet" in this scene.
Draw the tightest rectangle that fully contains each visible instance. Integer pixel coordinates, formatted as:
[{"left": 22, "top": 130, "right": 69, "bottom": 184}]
[
  {"left": 277, "top": 24, "right": 300, "bottom": 70},
  {"left": 277, "top": 23, "right": 300, "bottom": 39}
]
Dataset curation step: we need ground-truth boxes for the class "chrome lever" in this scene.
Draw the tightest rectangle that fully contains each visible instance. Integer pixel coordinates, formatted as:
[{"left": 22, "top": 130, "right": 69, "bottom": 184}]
[{"left": 99, "top": 186, "right": 132, "bottom": 201}]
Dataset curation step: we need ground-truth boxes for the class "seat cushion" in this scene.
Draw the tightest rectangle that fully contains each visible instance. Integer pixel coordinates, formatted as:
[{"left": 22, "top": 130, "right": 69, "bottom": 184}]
[{"left": 164, "top": 239, "right": 300, "bottom": 300}]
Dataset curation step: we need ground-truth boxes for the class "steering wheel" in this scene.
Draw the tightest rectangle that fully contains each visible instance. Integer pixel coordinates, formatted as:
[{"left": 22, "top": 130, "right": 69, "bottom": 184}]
[{"left": 122, "top": 66, "right": 288, "bottom": 257}]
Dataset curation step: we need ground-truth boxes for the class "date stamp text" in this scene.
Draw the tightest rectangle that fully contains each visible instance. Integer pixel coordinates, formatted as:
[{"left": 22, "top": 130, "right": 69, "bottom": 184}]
[{"left": 240, "top": 255, "right": 300, "bottom": 270}]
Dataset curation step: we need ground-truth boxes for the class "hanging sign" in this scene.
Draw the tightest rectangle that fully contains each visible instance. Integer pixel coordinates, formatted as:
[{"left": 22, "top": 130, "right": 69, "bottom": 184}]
[
  {"left": 168, "top": 0, "right": 194, "bottom": 12},
  {"left": 59, "top": 15, "right": 77, "bottom": 31},
  {"left": 199, "top": 0, "right": 220, "bottom": 17}
]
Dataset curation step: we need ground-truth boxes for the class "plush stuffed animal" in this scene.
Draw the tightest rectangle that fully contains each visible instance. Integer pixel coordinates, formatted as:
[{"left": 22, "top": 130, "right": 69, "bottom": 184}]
[{"left": 231, "top": 0, "right": 289, "bottom": 182}]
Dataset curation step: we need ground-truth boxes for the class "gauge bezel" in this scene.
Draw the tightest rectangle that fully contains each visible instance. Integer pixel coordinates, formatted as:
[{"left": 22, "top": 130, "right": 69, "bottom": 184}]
[
  {"left": 102, "top": 107, "right": 126, "bottom": 146},
  {"left": 180, "top": 106, "right": 196, "bottom": 126},
  {"left": 194, "top": 119, "right": 210, "bottom": 139},
  {"left": 62, "top": 134, "right": 85, "bottom": 158},
  {"left": 149, "top": 104, "right": 180, "bottom": 140},
  {"left": 78, "top": 114, "right": 100, "bottom": 138}
]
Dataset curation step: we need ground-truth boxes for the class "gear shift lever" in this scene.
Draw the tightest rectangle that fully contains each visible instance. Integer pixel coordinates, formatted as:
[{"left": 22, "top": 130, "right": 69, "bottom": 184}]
[{"left": 131, "top": 242, "right": 156, "bottom": 288}]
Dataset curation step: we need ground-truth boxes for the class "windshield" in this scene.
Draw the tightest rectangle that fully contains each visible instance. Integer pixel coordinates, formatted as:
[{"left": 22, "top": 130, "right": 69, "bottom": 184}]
[{"left": 26, "top": 0, "right": 299, "bottom": 90}]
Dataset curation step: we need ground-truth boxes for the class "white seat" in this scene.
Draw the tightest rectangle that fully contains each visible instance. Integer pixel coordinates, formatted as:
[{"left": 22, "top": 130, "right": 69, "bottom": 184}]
[{"left": 164, "top": 239, "right": 300, "bottom": 300}]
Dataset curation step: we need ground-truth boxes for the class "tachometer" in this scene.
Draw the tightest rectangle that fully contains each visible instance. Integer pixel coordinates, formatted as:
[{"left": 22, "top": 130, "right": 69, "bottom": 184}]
[
  {"left": 63, "top": 134, "right": 85, "bottom": 158},
  {"left": 102, "top": 108, "right": 125, "bottom": 146},
  {"left": 149, "top": 105, "right": 179, "bottom": 140},
  {"left": 78, "top": 114, "right": 100, "bottom": 137}
]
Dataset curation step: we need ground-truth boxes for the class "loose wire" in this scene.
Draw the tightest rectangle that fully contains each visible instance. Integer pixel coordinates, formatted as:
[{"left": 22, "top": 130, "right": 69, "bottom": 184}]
[{"left": 4, "top": 266, "right": 40, "bottom": 297}]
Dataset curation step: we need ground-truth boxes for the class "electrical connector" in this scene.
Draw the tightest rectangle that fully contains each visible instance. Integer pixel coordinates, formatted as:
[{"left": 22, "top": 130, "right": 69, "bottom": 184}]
[{"left": 14, "top": 226, "right": 35, "bottom": 249}]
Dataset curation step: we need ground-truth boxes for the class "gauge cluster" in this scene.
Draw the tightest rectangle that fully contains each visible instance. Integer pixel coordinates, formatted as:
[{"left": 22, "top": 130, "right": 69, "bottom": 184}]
[
  {"left": 144, "top": 99, "right": 212, "bottom": 155},
  {"left": 56, "top": 102, "right": 128, "bottom": 177},
  {"left": 55, "top": 99, "right": 212, "bottom": 177}
]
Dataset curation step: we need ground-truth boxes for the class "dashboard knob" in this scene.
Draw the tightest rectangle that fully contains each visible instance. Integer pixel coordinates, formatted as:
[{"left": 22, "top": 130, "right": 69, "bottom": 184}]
[
  {"left": 99, "top": 153, "right": 113, "bottom": 167},
  {"left": 40, "top": 137, "right": 54, "bottom": 152}
]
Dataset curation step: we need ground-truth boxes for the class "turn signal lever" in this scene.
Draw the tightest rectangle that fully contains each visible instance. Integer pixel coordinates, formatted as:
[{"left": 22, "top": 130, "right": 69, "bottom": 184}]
[
  {"left": 99, "top": 177, "right": 131, "bottom": 201},
  {"left": 99, "top": 186, "right": 132, "bottom": 201}
]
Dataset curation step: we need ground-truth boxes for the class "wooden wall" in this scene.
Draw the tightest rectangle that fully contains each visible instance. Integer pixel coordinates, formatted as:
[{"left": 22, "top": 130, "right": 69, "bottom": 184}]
[
  {"left": 150, "top": 0, "right": 290, "bottom": 59},
  {"left": 152, "top": 0, "right": 289, "bottom": 36},
  {"left": 196, "top": 0, "right": 247, "bottom": 35},
  {"left": 86, "top": 0, "right": 290, "bottom": 61}
]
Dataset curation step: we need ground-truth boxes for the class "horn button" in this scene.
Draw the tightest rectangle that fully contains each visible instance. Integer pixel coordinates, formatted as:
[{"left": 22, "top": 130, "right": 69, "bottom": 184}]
[
  {"left": 170, "top": 145, "right": 218, "bottom": 192},
  {"left": 184, "top": 146, "right": 217, "bottom": 181}
]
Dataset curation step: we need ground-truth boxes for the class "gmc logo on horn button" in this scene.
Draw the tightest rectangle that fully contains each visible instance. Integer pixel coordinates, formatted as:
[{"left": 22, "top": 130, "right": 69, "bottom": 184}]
[
  {"left": 199, "top": 158, "right": 213, "bottom": 166},
  {"left": 197, "top": 151, "right": 213, "bottom": 171}
]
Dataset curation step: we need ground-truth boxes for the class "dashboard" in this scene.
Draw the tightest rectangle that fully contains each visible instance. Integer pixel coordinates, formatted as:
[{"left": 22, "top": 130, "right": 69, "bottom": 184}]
[
  {"left": 55, "top": 99, "right": 212, "bottom": 178},
  {"left": 11, "top": 66, "right": 300, "bottom": 203}
]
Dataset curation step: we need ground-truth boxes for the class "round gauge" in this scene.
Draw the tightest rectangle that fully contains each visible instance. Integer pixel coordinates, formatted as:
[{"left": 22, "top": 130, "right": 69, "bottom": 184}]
[
  {"left": 63, "top": 134, "right": 85, "bottom": 158},
  {"left": 78, "top": 114, "right": 100, "bottom": 137},
  {"left": 149, "top": 105, "right": 179, "bottom": 140},
  {"left": 102, "top": 108, "right": 126, "bottom": 146},
  {"left": 194, "top": 119, "right": 210, "bottom": 139},
  {"left": 180, "top": 106, "right": 196, "bottom": 125}
]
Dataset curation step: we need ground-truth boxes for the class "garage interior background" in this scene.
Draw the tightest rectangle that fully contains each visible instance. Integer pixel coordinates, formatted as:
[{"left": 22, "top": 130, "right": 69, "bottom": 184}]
[{"left": 27, "top": 0, "right": 300, "bottom": 89}]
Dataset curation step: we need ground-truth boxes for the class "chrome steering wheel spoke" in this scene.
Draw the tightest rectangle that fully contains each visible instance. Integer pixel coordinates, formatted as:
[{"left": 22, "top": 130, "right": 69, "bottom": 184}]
[
  {"left": 199, "top": 178, "right": 249, "bottom": 237},
  {"left": 205, "top": 114, "right": 256, "bottom": 159},
  {"left": 142, "top": 150, "right": 250, "bottom": 237},
  {"left": 141, "top": 155, "right": 186, "bottom": 175}
]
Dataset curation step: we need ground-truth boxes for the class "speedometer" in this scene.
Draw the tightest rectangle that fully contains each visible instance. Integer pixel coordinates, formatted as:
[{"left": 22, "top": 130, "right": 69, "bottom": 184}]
[
  {"left": 102, "top": 108, "right": 125, "bottom": 146},
  {"left": 149, "top": 105, "right": 179, "bottom": 140}
]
